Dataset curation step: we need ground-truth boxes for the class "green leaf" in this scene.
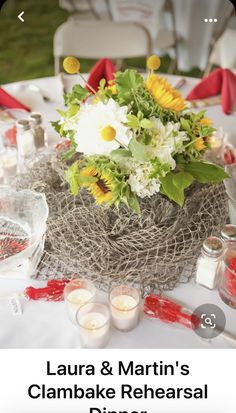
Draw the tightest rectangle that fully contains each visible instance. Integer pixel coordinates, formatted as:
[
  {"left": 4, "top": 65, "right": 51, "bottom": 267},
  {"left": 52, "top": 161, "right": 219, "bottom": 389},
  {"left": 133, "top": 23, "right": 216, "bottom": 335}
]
[
  {"left": 160, "top": 172, "right": 184, "bottom": 207},
  {"left": 57, "top": 109, "right": 67, "bottom": 117},
  {"left": 191, "top": 110, "right": 206, "bottom": 122},
  {"left": 110, "top": 148, "right": 132, "bottom": 162},
  {"left": 51, "top": 120, "right": 61, "bottom": 134},
  {"left": 184, "top": 161, "right": 229, "bottom": 183},
  {"left": 199, "top": 126, "right": 215, "bottom": 137},
  {"left": 61, "top": 146, "right": 76, "bottom": 160},
  {"left": 127, "top": 192, "right": 141, "bottom": 214},
  {"left": 116, "top": 69, "right": 143, "bottom": 91},
  {"left": 126, "top": 114, "right": 139, "bottom": 128},
  {"left": 99, "top": 78, "right": 106, "bottom": 90},
  {"left": 129, "top": 137, "right": 149, "bottom": 161},
  {"left": 180, "top": 118, "right": 191, "bottom": 132},
  {"left": 67, "top": 104, "right": 79, "bottom": 118},
  {"left": 64, "top": 84, "right": 90, "bottom": 106},
  {"left": 140, "top": 119, "right": 153, "bottom": 129},
  {"left": 65, "top": 162, "right": 80, "bottom": 196},
  {"left": 172, "top": 171, "right": 194, "bottom": 190}
]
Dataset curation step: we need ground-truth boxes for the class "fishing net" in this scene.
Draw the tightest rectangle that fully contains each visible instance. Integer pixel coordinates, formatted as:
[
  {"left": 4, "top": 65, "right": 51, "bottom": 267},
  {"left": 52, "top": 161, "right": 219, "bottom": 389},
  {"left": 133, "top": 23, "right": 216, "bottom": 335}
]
[{"left": 13, "top": 151, "right": 229, "bottom": 295}]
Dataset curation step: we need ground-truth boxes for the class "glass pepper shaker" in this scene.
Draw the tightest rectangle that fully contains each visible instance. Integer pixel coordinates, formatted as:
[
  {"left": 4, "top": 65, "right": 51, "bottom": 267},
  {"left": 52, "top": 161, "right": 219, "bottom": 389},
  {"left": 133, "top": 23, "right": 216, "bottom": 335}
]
[
  {"left": 195, "top": 236, "right": 224, "bottom": 290},
  {"left": 29, "top": 112, "right": 46, "bottom": 150},
  {"left": 218, "top": 245, "right": 236, "bottom": 309},
  {"left": 220, "top": 224, "right": 236, "bottom": 246}
]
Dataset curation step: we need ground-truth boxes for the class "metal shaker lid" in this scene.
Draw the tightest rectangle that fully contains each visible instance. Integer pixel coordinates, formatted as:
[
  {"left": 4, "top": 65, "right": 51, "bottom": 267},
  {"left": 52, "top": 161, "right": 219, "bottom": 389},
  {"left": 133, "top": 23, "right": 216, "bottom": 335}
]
[
  {"left": 29, "top": 112, "right": 42, "bottom": 125},
  {"left": 202, "top": 236, "right": 223, "bottom": 257},
  {"left": 220, "top": 224, "right": 236, "bottom": 242},
  {"left": 16, "top": 119, "right": 31, "bottom": 131}
]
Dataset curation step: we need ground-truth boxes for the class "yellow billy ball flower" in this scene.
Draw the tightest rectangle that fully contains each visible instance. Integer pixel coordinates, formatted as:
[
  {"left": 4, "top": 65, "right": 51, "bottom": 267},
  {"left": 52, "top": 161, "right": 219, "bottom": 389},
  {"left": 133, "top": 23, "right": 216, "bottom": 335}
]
[
  {"left": 147, "top": 55, "right": 161, "bottom": 71},
  {"left": 194, "top": 138, "right": 205, "bottom": 151},
  {"left": 100, "top": 126, "right": 116, "bottom": 141},
  {"left": 63, "top": 56, "right": 81, "bottom": 74},
  {"left": 199, "top": 117, "right": 213, "bottom": 126}
]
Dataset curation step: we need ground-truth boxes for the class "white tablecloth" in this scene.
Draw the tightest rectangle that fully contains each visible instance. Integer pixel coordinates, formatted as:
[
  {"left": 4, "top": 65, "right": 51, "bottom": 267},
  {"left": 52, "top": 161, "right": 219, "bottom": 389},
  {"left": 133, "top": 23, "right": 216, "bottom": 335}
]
[{"left": 1, "top": 74, "right": 236, "bottom": 349}]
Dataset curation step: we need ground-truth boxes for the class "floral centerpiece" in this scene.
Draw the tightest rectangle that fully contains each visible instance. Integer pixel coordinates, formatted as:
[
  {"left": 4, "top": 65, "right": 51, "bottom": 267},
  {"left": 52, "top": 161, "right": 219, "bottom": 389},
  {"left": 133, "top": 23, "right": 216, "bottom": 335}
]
[{"left": 53, "top": 55, "right": 227, "bottom": 214}]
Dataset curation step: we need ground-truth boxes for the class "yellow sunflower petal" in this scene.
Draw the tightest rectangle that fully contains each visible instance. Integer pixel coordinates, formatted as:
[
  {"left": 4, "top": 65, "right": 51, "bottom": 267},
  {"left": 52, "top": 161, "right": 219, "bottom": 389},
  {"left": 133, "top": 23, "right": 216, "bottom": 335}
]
[{"left": 146, "top": 74, "right": 186, "bottom": 112}]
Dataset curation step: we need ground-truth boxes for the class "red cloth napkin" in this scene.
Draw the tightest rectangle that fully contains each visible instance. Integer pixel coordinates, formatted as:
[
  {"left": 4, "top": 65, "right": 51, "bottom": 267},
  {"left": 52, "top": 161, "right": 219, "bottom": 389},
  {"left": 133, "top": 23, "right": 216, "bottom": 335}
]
[
  {"left": 187, "top": 68, "right": 236, "bottom": 115},
  {"left": 0, "top": 87, "right": 30, "bottom": 111},
  {"left": 87, "top": 58, "right": 116, "bottom": 92}
]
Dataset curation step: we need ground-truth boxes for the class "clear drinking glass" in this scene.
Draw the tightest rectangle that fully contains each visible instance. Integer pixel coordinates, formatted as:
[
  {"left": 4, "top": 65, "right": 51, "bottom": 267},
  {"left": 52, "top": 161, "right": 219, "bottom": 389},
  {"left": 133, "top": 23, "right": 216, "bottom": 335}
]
[
  {"left": 76, "top": 302, "right": 110, "bottom": 348},
  {"left": 218, "top": 246, "right": 236, "bottom": 309},
  {"left": 109, "top": 285, "right": 140, "bottom": 332},
  {"left": 64, "top": 278, "right": 96, "bottom": 324}
]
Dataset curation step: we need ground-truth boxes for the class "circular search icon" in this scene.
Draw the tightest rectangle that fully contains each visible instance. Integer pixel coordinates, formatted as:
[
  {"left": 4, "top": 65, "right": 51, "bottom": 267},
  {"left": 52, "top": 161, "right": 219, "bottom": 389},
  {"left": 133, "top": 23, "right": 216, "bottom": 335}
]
[{"left": 191, "top": 303, "right": 226, "bottom": 339}]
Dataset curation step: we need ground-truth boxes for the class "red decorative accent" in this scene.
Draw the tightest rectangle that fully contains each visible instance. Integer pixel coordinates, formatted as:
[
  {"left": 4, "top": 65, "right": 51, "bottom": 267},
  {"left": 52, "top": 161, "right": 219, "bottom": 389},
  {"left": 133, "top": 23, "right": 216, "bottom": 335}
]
[
  {"left": 187, "top": 68, "right": 236, "bottom": 115},
  {"left": 143, "top": 294, "right": 200, "bottom": 329},
  {"left": 24, "top": 279, "right": 70, "bottom": 302},
  {"left": 87, "top": 58, "right": 116, "bottom": 93},
  {"left": 223, "top": 145, "right": 236, "bottom": 165},
  {"left": 4, "top": 125, "right": 17, "bottom": 145},
  {"left": 0, "top": 87, "right": 30, "bottom": 111},
  {"left": 224, "top": 258, "right": 236, "bottom": 296},
  {"left": 0, "top": 235, "right": 29, "bottom": 261}
]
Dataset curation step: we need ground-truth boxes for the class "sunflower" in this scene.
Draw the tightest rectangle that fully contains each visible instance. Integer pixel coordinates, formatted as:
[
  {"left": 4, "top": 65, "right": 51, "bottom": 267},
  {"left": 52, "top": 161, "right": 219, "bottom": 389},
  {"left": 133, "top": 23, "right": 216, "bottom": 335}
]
[
  {"left": 80, "top": 165, "right": 115, "bottom": 205},
  {"left": 146, "top": 74, "right": 186, "bottom": 112}
]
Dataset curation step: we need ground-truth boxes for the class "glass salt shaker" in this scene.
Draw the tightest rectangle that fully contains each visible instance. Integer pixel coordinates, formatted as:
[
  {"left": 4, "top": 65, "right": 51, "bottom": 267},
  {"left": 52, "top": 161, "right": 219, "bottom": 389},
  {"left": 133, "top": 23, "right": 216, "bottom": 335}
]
[
  {"left": 195, "top": 236, "right": 224, "bottom": 290},
  {"left": 220, "top": 224, "right": 236, "bottom": 246},
  {"left": 218, "top": 245, "right": 236, "bottom": 309},
  {"left": 16, "top": 120, "right": 35, "bottom": 172},
  {"left": 29, "top": 112, "right": 46, "bottom": 150}
]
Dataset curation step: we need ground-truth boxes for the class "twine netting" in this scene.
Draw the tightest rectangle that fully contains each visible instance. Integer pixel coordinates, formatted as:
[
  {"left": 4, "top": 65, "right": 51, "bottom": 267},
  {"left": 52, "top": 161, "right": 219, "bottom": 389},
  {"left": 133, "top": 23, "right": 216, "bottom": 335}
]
[{"left": 13, "top": 152, "right": 229, "bottom": 295}]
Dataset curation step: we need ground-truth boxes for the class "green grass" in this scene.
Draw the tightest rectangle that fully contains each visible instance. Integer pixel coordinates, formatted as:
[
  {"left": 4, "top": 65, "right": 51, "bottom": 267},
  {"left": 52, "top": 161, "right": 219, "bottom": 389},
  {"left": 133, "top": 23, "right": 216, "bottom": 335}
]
[{"left": 0, "top": 0, "right": 202, "bottom": 84}]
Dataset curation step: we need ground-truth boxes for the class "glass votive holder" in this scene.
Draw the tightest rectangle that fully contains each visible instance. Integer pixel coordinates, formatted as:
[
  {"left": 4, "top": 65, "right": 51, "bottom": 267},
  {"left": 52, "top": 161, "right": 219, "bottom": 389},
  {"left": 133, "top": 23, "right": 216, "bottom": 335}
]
[
  {"left": 76, "top": 302, "right": 110, "bottom": 348},
  {"left": 64, "top": 278, "right": 96, "bottom": 324},
  {"left": 0, "top": 147, "right": 18, "bottom": 183},
  {"left": 109, "top": 285, "right": 140, "bottom": 332}
]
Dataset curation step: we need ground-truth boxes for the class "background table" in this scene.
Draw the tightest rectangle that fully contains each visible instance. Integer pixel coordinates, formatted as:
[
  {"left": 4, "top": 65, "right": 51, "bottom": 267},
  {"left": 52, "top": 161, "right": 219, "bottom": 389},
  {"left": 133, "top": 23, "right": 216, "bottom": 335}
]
[{"left": 0, "top": 73, "right": 236, "bottom": 349}]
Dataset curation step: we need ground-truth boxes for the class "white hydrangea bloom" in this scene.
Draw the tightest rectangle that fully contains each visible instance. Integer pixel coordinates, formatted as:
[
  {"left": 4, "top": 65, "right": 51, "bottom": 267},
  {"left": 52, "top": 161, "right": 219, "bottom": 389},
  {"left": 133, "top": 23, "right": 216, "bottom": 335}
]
[
  {"left": 150, "top": 118, "right": 189, "bottom": 169},
  {"left": 68, "top": 98, "right": 132, "bottom": 155},
  {"left": 121, "top": 159, "right": 160, "bottom": 199}
]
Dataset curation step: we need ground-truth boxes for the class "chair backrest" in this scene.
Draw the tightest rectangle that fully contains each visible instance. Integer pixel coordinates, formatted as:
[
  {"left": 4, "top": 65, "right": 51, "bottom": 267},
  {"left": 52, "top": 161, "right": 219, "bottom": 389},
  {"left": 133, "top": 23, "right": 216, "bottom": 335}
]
[{"left": 53, "top": 18, "right": 151, "bottom": 73}]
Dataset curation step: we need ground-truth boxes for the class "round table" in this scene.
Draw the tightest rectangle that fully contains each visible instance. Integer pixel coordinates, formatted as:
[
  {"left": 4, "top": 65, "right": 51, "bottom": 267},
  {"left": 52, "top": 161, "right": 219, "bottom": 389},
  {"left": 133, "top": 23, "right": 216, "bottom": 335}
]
[{"left": 0, "top": 74, "right": 236, "bottom": 349}]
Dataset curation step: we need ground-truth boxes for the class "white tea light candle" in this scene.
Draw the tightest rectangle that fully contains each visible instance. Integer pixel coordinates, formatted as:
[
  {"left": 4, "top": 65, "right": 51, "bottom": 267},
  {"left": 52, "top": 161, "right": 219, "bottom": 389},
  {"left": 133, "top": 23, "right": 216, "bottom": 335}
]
[
  {"left": 64, "top": 278, "right": 96, "bottom": 324},
  {"left": 77, "top": 303, "right": 110, "bottom": 348},
  {"left": 109, "top": 285, "right": 140, "bottom": 331}
]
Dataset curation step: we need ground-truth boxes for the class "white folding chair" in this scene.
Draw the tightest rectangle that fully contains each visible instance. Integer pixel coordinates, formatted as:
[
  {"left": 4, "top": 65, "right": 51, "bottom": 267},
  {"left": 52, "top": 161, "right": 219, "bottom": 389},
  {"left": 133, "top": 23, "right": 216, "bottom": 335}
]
[{"left": 53, "top": 18, "right": 152, "bottom": 74}]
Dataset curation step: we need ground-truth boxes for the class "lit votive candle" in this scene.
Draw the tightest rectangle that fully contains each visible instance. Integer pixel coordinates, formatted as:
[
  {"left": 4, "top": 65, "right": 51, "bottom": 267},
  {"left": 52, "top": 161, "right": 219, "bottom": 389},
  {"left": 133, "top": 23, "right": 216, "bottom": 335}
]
[
  {"left": 76, "top": 302, "right": 110, "bottom": 348},
  {"left": 64, "top": 278, "right": 96, "bottom": 324},
  {"left": 109, "top": 285, "right": 140, "bottom": 332}
]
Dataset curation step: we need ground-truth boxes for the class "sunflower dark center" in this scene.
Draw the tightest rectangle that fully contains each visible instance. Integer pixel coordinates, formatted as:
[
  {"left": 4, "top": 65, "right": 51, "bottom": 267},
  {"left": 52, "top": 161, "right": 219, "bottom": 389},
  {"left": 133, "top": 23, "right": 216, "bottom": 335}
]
[{"left": 96, "top": 177, "right": 110, "bottom": 194}]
